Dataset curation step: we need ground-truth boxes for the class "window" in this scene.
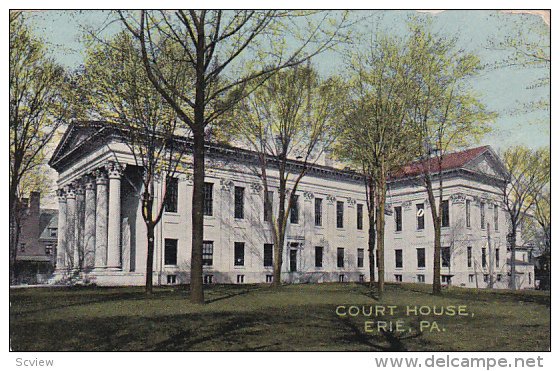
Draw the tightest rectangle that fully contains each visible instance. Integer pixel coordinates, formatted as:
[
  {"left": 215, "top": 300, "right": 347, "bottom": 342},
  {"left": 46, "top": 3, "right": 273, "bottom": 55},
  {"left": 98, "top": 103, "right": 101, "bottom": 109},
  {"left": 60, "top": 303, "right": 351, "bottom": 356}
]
[
  {"left": 164, "top": 239, "right": 178, "bottom": 266},
  {"left": 483, "top": 274, "right": 489, "bottom": 283},
  {"left": 237, "top": 274, "right": 245, "bottom": 283},
  {"left": 417, "top": 248, "right": 426, "bottom": 268},
  {"left": 204, "top": 275, "right": 213, "bottom": 284},
  {"left": 315, "top": 198, "right": 323, "bottom": 226},
  {"left": 167, "top": 274, "right": 177, "bottom": 284},
  {"left": 494, "top": 205, "right": 499, "bottom": 231},
  {"left": 395, "top": 249, "right": 403, "bottom": 268},
  {"left": 266, "top": 275, "right": 273, "bottom": 283},
  {"left": 234, "top": 242, "right": 245, "bottom": 266},
  {"left": 480, "top": 202, "right": 485, "bottom": 229},
  {"left": 357, "top": 248, "right": 364, "bottom": 268},
  {"left": 496, "top": 274, "right": 502, "bottom": 282},
  {"left": 315, "top": 246, "right": 323, "bottom": 268},
  {"left": 394, "top": 274, "right": 403, "bottom": 282},
  {"left": 441, "top": 200, "right": 449, "bottom": 227},
  {"left": 290, "top": 195, "right": 299, "bottom": 224},
  {"left": 468, "top": 274, "right": 474, "bottom": 283},
  {"left": 466, "top": 199, "right": 471, "bottom": 228},
  {"left": 45, "top": 245, "right": 53, "bottom": 256},
  {"left": 337, "top": 248, "right": 344, "bottom": 268},
  {"left": 441, "top": 246, "right": 450, "bottom": 268},
  {"left": 467, "top": 246, "right": 472, "bottom": 268},
  {"left": 394, "top": 206, "right": 402, "bottom": 231},
  {"left": 264, "top": 244, "right": 273, "bottom": 267},
  {"left": 357, "top": 204, "right": 364, "bottom": 230},
  {"left": 529, "top": 272, "right": 532, "bottom": 285},
  {"left": 234, "top": 186, "right": 244, "bottom": 219},
  {"left": 417, "top": 274, "right": 425, "bottom": 283},
  {"left": 495, "top": 248, "right": 500, "bottom": 268},
  {"left": 263, "top": 190, "right": 273, "bottom": 222},
  {"left": 482, "top": 247, "right": 487, "bottom": 268},
  {"left": 202, "top": 241, "right": 213, "bottom": 266},
  {"left": 336, "top": 201, "right": 344, "bottom": 228},
  {"left": 203, "top": 182, "right": 213, "bottom": 216},
  {"left": 339, "top": 274, "right": 346, "bottom": 282},
  {"left": 49, "top": 228, "right": 57, "bottom": 238},
  {"left": 359, "top": 274, "right": 365, "bottom": 283},
  {"left": 416, "top": 203, "right": 425, "bottom": 230},
  {"left": 19, "top": 243, "right": 25, "bottom": 252},
  {"left": 442, "top": 275, "right": 452, "bottom": 284},
  {"left": 164, "top": 177, "right": 179, "bottom": 213}
]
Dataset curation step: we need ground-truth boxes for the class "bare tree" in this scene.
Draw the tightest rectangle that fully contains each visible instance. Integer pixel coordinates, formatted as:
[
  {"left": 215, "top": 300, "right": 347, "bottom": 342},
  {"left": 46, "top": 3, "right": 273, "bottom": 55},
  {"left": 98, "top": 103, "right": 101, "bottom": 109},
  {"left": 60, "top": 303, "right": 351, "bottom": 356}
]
[
  {"left": 116, "top": 10, "right": 350, "bottom": 303},
  {"left": 9, "top": 11, "right": 69, "bottom": 282},
  {"left": 75, "top": 31, "right": 191, "bottom": 294},
  {"left": 225, "top": 64, "right": 341, "bottom": 286},
  {"left": 336, "top": 33, "right": 416, "bottom": 297},
  {"left": 500, "top": 146, "right": 549, "bottom": 289},
  {"left": 406, "top": 20, "right": 495, "bottom": 295}
]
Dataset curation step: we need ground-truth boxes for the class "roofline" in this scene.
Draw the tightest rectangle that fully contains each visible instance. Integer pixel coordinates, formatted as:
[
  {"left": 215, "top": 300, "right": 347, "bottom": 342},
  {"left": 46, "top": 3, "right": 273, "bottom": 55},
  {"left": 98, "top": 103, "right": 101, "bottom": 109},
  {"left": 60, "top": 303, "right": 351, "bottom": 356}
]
[
  {"left": 49, "top": 121, "right": 364, "bottom": 182},
  {"left": 50, "top": 121, "right": 506, "bottom": 186}
]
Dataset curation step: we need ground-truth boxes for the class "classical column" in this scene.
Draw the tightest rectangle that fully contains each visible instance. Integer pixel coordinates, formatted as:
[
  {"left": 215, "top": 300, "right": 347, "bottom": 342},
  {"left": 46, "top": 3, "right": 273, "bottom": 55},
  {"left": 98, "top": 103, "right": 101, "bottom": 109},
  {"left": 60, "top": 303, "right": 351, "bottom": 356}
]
[
  {"left": 56, "top": 189, "right": 67, "bottom": 270},
  {"left": 65, "top": 186, "right": 76, "bottom": 269},
  {"left": 107, "top": 162, "right": 126, "bottom": 270},
  {"left": 83, "top": 175, "right": 97, "bottom": 270},
  {"left": 74, "top": 183, "right": 85, "bottom": 270},
  {"left": 94, "top": 169, "right": 108, "bottom": 269}
]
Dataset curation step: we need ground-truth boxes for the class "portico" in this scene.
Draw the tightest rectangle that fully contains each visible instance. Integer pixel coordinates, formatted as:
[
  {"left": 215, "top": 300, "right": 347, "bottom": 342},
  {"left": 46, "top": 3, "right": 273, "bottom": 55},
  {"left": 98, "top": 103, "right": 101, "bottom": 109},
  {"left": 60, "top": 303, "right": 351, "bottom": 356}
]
[{"left": 54, "top": 161, "right": 127, "bottom": 280}]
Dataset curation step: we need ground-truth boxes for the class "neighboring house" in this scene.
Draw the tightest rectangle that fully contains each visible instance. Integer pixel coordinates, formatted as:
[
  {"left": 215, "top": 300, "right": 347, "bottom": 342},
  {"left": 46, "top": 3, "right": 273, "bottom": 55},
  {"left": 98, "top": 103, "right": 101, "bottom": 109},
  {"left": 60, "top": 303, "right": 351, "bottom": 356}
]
[
  {"left": 48, "top": 122, "right": 534, "bottom": 289},
  {"left": 15, "top": 192, "right": 58, "bottom": 284}
]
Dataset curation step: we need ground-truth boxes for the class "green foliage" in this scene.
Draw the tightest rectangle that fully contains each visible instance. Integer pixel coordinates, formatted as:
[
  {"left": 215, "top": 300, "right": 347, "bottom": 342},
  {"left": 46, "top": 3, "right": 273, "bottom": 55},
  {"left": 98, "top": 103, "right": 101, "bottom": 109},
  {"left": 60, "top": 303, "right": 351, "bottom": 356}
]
[
  {"left": 227, "top": 64, "right": 342, "bottom": 165},
  {"left": 487, "top": 12, "right": 550, "bottom": 119},
  {"left": 405, "top": 19, "right": 496, "bottom": 156},
  {"left": 501, "top": 146, "right": 550, "bottom": 223},
  {"left": 76, "top": 31, "right": 193, "bottom": 224},
  {"left": 9, "top": 11, "right": 68, "bottom": 201},
  {"left": 336, "top": 32, "right": 416, "bottom": 175}
]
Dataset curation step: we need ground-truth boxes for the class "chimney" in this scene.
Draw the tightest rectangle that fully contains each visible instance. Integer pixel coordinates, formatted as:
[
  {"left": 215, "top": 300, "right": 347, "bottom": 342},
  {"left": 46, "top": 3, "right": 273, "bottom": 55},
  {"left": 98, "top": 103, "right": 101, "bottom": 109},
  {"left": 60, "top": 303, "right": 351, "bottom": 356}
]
[
  {"left": 30, "top": 191, "right": 40, "bottom": 214},
  {"left": 324, "top": 150, "right": 333, "bottom": 167}
]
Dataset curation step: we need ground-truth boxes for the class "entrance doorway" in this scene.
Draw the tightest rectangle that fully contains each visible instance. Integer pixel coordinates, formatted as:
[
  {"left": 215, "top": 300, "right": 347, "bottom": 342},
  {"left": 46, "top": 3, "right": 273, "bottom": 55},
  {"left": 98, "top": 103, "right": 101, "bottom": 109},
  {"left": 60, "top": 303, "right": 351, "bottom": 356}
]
[{"left": 289, "top": 249, "right": 297, "bottom": 272}]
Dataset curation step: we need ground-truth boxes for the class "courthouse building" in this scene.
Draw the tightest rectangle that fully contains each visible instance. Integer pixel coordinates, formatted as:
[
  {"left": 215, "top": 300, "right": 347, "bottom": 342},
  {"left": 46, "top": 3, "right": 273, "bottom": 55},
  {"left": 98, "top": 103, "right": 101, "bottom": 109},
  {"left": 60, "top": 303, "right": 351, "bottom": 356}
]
[{"left": 49, "top": 122, "right": 534, "bottom": 289}]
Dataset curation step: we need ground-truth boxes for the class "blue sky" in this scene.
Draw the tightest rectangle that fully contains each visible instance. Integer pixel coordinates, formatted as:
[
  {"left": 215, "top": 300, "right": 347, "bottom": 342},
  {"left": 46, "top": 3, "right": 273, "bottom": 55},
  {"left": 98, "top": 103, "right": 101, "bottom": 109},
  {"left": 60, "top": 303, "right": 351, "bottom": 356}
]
[{"left": 27, "top": 10, "right": 550, "bottom": 151}]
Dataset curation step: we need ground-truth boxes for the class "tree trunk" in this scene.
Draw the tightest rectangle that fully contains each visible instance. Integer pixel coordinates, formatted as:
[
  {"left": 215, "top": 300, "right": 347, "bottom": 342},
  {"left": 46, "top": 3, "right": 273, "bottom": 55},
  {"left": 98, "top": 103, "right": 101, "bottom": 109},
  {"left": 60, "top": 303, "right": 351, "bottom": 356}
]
[
  {"left": 509, "top": 228, "right": 517, "bottom": 290},
  {"left": 145, "top": 223, "right": 155, "bottom": 295},
  {"left": 273, "top": 227, "right": 285, "bottom": 287},
  {"left": 366, "top": 176, "right": 376, "bottom": 288},
  {"left": 273, "top": 178, "right": 287, "bottom": 287},
  {"left": 190, "top": 128, "right": 205, "bottom": 303},
  {"left": 375, "top": 176, "right": 386, "bottom": 299},
  {"left": 487, "top": 222, "right": 493, "bottom": 289},
  {"left": 9, "top": 182, "right": 20, "bottom": 284},
  {"left": 367, "top": 212, "right": 376, "bottom": 288},
  {"left": 425, "top": 178, "right": 442, "bottom": 295}
]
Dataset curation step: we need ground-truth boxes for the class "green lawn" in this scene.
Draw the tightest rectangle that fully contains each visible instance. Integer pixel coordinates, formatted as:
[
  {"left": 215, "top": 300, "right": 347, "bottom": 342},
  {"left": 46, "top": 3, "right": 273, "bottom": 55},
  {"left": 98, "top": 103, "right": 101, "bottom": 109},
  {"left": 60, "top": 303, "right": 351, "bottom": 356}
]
[{"left": 10, "top": 283, "right": 550, "bottom": 351}]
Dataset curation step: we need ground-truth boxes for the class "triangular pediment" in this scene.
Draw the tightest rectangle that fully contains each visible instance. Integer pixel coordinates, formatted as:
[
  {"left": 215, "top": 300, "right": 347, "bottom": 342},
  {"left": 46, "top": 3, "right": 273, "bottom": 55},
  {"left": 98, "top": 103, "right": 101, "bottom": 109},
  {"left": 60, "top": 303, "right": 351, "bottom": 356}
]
[
  {"left": 464, "top": 149, "right": 508, "bottom": 180},
  {"left": 49, "top": 122, "right": 108, "bottom": 170}
]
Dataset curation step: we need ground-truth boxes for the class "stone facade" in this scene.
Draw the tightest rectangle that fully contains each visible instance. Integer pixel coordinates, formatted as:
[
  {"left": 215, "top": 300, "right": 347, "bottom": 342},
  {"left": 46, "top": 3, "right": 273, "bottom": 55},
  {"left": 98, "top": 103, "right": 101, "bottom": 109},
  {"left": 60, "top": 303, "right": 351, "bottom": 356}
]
[{"left": 49, "top": 122, "right": 534, "bottom": 289}]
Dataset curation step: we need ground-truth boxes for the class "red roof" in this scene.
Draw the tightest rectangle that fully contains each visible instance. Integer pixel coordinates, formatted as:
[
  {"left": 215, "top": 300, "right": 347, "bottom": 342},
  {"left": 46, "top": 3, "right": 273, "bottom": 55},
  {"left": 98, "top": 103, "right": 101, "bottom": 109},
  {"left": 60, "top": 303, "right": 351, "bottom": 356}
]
[{"left": 390, "top": 146, "right": 490, "bottom": 180}]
